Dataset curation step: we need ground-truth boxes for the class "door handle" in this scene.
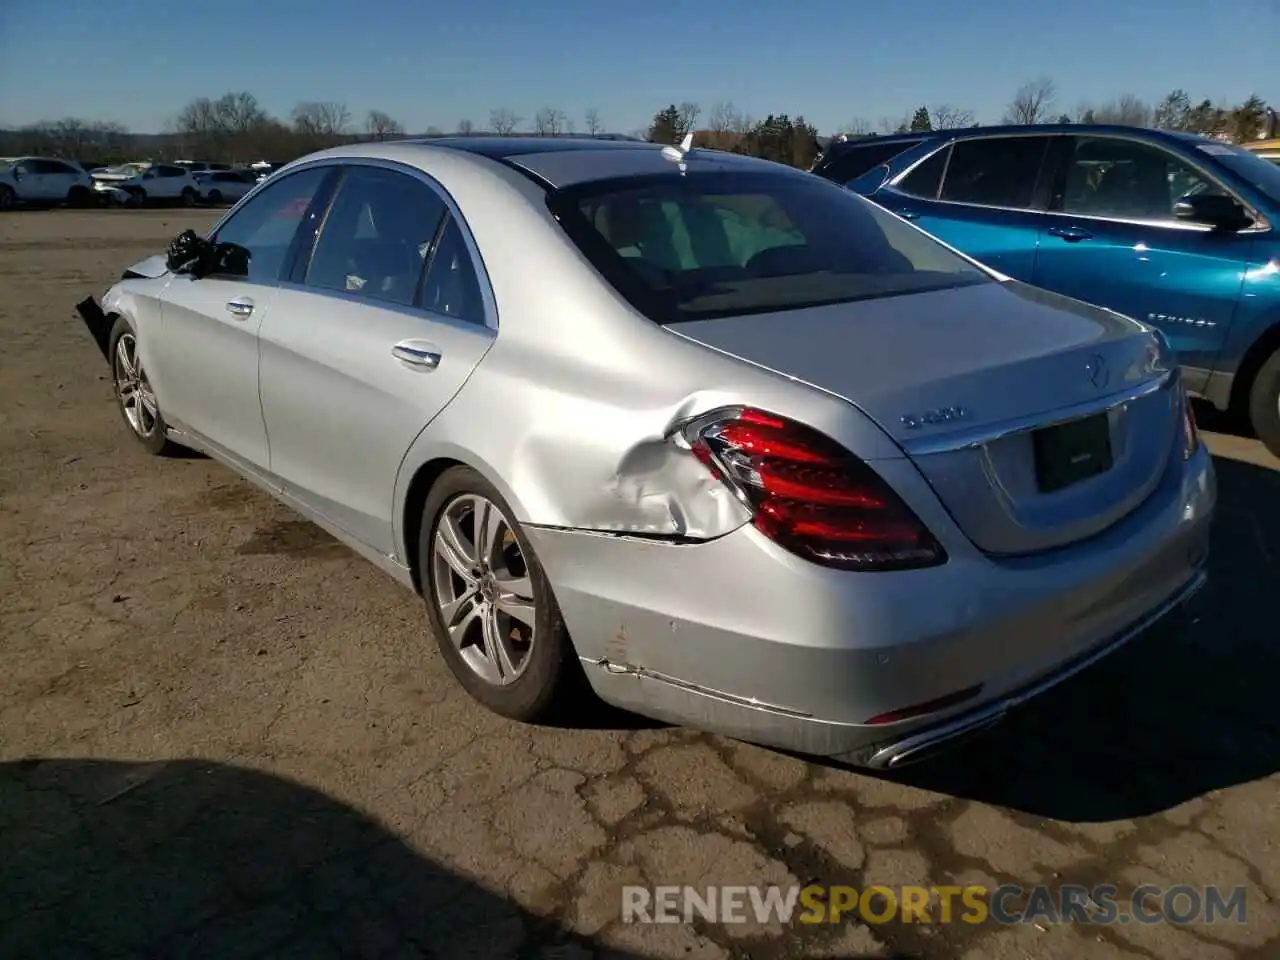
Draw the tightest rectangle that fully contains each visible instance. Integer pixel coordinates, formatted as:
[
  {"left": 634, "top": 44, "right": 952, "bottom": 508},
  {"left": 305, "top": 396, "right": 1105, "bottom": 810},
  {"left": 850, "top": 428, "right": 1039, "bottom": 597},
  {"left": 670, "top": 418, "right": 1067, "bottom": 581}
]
[
  {"left": 225, "top": 297, "right": 255, "bottom": 319},
  {"left": 1048, "top": 225, "right": 1093, "bottom": 242},
  {"left": 392, "top": 340, "right": 442, "bottom": 369}
]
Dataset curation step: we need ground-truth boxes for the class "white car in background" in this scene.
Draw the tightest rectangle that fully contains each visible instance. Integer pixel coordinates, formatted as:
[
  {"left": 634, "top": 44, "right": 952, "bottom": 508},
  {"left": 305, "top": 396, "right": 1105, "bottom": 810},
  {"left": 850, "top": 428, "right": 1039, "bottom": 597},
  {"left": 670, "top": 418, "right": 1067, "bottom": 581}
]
[
  {"left": 0, "top": 156, "right": 95, "bottom": 210},
  {"left": 92, "top": 162, "right": 200, "bottom": 207},
  {"left": 193, "top": 169, "right": 257, "bottom": 205}
]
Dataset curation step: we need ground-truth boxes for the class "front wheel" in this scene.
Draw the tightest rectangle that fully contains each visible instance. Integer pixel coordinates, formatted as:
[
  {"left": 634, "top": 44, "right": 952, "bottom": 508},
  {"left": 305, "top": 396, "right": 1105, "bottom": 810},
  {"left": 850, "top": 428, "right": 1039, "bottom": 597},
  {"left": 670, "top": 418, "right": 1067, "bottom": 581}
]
[
  {"left": 420, "top": 466, "right": 582, "bottom": 722},
  {"left": 66, "top": 185, "right": 91, "bottom": 208},
  {"left": 179, "top": 187, "right": 196, "bottom": 207},
  {"left": 1248, "top": 347, "right": 1280, "bottom": 459},
  {"left": 108, "top": 315, "right": 174, "bottom": 456},
  {"left": 0, "top": 185, "right": 15, "bottom": 211},
  {"left": 207, "top": 189, "right": 222, "bottom": 205}
]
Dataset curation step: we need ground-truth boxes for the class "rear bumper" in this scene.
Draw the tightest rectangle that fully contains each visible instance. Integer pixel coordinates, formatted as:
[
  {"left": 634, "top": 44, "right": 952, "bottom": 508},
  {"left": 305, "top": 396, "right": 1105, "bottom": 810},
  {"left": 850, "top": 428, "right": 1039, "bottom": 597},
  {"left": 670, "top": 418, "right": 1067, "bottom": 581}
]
[{"left": 525, "top": 441, "right": 1215, "bottom": 766}]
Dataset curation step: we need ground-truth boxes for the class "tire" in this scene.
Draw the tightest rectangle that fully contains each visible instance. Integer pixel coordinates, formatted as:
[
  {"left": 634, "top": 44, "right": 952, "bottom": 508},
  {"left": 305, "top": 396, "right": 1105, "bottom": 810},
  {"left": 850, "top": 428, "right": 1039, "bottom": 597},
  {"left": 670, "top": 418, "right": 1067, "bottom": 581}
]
[
  {"left": 127, "top": 188, "right": 146, "bottom": 208},
  {"left": 1248, "top": 347, "right": 1280, "bottom": 459},
  {"left": 66, "top": 185, "right": 91, "bottom": 208},
  {"left": 108, "top": 314, "right": 174, "bottom": 456},
  {"left": 0, "top": 185, "right": 15, "bottom": 211},
  {"left": 207, "top": 189, "right": 222, "bottom": 205},
  {"left": 420, "top": 466, "right": 581, "bottom": 722},
  {"left": 180, "top": 187, "right": 196, "bottom": 207}
]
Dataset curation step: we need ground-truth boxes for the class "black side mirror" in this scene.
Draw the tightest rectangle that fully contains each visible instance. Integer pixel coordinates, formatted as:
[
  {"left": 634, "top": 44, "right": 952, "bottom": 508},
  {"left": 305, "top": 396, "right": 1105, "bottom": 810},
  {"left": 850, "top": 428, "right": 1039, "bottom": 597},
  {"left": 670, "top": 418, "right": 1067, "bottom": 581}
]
[
  {"left": 1173, "top": 193, "right": 1251, "bottom": 231},
  {"left": 166, "top": 229, "right": 212, "bottom": 274}
]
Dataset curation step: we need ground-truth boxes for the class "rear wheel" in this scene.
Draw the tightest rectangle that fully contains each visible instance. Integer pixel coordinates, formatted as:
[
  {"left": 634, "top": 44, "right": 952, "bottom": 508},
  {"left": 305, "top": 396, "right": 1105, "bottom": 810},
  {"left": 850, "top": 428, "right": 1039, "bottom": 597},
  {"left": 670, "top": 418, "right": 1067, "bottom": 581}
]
[
  {"left": 1248, "top": 347, "right": 1280, "bottom": 458},
  {"left": 207, "top": 189, "right": 223, "bottom": 205},
  {"left": 108, "top": 314, "right": 174, "bottom": 456},
  {"left": 0, "top": 185, "right": 15, "bottom": 211},
  {"left": 180, "top": 187, "right": 196, "bottom": 207},
  {"left": 66, "top": 185, "right": 91, "bottom": 207},
  {"left": 420, "top": 466, "right": 581, "bottom": 722}
]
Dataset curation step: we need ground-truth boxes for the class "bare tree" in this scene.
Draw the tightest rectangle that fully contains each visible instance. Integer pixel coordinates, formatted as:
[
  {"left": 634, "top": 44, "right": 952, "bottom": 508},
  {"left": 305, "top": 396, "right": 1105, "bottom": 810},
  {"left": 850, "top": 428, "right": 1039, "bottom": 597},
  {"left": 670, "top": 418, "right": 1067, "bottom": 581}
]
[
  {"left": 489, "top": 108, "right": 521, "bottom": 135},
  {"left": 365, "top": 110, "right": 405, "bottom": 141},
  {"left": 930, "top": 105, "right": 976, "bottom": 129},
  {"left": 292, "top": 101, "right": 350, "bottom": 138},
  {"left": 878, "top": 114, "right": 911, "bottom": 135},
  {"left": 842, "top": 116, "right": 873, "bottom": 137},
  {"left": 1002, "top": 78, "right": 1057, "bottom": 125},
  {"left": 534, "top": 108, "right": 568, "bottom": 136},
  {"left": 583, "top": 108, "right": 603, "bottom": 136},
  {"left": 677, "top": 102, "right": 701, "bottom": 138},
  {"left": 457, "top": 118, "right": 475, "bottom": 136},
  {"left": 423, "top": 125, "right": 444, "bottom": 137},
  {"left": 1092, "top": 93, "right": 1152, "bottom": 128}
]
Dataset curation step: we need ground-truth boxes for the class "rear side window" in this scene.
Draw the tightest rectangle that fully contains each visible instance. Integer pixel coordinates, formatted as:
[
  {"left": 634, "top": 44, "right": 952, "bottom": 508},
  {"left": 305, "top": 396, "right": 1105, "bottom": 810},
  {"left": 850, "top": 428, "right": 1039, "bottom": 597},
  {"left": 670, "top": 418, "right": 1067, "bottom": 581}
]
[
  {"left": 549, "top": 171, "right": 990, "bottom": 325},
  {"left": 939, "top": 137, "right": 1050, "bottom": 209},
  {"left": 822, "top": 140, "right": 922, "bottom": 184},
  {"left": 304, "top": 166, "right": 447, "bottom": 307},
  {"left": 897, "top": 146, "right": 951, "bottom": 199}
]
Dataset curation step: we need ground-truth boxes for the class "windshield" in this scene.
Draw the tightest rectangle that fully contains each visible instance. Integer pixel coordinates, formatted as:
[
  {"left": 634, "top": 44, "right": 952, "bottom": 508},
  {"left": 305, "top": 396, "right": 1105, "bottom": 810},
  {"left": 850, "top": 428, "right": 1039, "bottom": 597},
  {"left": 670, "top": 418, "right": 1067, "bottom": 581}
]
[
  {"left": 1198, "top": 142, "right": 1280, "bottom": 206},
  {"left": 548, "top": 171, "right": 990, "bottom": 324}
]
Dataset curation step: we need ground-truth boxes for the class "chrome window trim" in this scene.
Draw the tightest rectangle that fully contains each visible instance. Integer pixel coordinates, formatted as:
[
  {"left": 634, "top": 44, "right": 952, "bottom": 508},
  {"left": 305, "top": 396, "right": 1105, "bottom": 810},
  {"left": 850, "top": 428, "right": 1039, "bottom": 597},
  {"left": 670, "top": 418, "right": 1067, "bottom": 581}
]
[
  {"left": 888, "top": 131, "right": 1270, "bottom": 233},
  {"left": 209, "top": 155, "right": 500, "bottom": 330},
  {"left": 900, "top": 368, "right": 1176, "bottom": 457}
]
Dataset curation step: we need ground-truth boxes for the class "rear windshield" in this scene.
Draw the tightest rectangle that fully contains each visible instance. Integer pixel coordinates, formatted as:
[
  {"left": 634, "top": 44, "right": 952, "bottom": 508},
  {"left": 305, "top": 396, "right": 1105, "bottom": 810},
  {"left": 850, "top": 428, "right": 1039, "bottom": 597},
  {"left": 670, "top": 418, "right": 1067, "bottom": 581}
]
[{"left": 547, "top": 171, "right": 990, "bottom": 324}]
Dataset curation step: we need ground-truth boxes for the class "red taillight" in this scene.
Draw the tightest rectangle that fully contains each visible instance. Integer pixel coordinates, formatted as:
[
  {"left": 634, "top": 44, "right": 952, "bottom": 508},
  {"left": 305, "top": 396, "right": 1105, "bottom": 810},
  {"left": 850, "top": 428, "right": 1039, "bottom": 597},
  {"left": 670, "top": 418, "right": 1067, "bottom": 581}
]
[{"left": 681, "top": 407, "right": 947, "bottom": 572}]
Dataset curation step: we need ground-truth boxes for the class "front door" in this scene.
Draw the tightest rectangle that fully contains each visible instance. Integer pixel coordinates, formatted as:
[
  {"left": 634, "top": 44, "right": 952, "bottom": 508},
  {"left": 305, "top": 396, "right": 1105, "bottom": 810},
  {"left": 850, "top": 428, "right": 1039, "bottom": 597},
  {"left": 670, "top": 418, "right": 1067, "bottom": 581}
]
[
  {"left": 258, "top": 164, "right": 496, "bottom": 553},
  {"left": 154, "top": 165, "right": 335, "bottom": 471},
  {"left": 1032, "top": 134, "right": 1253, "bottom": 370}
]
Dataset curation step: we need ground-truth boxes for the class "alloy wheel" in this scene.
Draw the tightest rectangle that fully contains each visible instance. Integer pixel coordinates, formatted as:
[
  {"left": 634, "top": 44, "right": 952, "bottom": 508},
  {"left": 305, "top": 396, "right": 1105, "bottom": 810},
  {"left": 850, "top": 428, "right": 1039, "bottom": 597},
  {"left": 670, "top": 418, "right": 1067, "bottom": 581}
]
[
  {"left": 113, "top": 333, "right": 158, "bottom": 437},
  {"left": 431, "top": 494, "right": 537, "bottom": 687}
]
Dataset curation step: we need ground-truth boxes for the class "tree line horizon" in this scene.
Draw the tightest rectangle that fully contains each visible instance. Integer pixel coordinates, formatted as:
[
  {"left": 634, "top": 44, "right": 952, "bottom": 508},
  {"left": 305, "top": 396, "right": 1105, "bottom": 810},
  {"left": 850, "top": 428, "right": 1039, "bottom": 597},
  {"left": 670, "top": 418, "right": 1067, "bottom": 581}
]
[{"left": 2, "top": 77, "right": 1273, "bottom": 172}]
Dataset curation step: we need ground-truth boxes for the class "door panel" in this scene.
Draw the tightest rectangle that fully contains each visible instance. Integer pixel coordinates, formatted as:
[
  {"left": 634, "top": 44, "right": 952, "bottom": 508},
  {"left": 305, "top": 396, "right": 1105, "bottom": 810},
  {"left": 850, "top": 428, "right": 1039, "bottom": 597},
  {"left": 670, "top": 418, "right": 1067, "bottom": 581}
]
[
  {"left": 258, "top": 164, "right": 495, "bottom": 554},
  {"left": 874, "top": 136, "right": 1057, "bottom": 281},
  {"left": 260, "top": 289, "right": 493, "bottom": 552},
  {"left": 1032, "top": 135, "right": 1253, "bottom": 369},
  {"left": 157, "top": 277, "right": 276, "bottom": 468}
]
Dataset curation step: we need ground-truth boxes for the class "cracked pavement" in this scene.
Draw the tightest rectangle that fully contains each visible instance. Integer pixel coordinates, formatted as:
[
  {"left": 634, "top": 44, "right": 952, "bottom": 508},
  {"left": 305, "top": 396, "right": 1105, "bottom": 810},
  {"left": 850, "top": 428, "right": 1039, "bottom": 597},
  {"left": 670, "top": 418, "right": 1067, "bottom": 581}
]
[{"left": 1, "top": 210, "right": 1278, "bottom": 959}]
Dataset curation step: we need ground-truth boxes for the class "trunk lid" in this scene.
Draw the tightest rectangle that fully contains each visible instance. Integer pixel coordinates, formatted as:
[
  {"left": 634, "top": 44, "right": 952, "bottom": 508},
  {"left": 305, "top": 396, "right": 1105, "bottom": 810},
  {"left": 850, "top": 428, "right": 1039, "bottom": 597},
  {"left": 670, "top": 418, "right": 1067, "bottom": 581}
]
[{"left": 674, "top": 280, "right": 1180, "bottom": 556}]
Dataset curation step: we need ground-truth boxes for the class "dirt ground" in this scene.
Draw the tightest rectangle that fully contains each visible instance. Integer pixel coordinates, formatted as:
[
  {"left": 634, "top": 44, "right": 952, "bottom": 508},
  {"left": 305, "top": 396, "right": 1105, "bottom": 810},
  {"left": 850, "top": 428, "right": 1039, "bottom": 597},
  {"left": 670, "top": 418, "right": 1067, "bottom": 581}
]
[{"left": 1, "top": 209, "right": 1278, "bottom": 960}]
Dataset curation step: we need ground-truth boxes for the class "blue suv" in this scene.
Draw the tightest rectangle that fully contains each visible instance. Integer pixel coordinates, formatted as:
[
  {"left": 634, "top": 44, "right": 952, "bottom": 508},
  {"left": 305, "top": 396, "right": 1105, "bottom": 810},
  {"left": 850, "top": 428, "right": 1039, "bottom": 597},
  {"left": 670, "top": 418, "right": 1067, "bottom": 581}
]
[{"left": 812, "top": 125, "right": 1280, "bottom": 457}]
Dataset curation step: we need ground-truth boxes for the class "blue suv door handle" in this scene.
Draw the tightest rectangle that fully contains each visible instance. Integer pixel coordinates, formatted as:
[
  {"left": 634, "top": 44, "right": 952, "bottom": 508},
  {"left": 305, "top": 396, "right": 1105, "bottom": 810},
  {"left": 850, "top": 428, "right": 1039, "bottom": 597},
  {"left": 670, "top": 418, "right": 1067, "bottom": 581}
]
[{"left": 1048, "top": 225, "right": 1094, "bottom": 242}]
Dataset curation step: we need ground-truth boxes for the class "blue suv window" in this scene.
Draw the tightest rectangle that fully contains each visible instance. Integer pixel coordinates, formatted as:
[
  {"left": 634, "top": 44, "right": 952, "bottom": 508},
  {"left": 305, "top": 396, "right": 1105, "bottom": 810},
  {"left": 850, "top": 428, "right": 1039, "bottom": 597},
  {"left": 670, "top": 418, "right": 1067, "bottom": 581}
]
[
  {"left": 1062, "top": 137, "right": 1226, "bottom": 222},
  {"left": 938, "top": 136, "right": 1050, "bottom": 209}
]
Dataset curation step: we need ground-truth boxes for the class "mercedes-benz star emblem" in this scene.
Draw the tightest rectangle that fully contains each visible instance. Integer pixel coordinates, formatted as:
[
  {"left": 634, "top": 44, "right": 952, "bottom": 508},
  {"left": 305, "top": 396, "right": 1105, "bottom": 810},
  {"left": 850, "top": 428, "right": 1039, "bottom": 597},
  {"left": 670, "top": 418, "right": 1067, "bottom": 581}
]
[{"left": 1086, "top": 354, "right": 1109, "bottom": 390}]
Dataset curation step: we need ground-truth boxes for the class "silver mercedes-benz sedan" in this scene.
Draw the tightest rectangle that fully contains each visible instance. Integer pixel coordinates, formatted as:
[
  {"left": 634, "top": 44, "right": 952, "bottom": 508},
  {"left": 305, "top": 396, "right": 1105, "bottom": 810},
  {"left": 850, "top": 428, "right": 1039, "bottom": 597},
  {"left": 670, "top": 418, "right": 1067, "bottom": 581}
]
[{"left": 75, "top": 135, "right": 1215, "bottom": 768}]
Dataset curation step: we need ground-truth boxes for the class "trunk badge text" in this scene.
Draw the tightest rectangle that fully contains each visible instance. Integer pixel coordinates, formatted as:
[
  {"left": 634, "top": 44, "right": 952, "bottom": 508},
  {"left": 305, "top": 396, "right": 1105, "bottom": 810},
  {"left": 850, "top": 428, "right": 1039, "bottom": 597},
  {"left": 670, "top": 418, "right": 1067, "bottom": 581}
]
[{"left": 901, "top": 407, "right": 970, "bottom": 430}]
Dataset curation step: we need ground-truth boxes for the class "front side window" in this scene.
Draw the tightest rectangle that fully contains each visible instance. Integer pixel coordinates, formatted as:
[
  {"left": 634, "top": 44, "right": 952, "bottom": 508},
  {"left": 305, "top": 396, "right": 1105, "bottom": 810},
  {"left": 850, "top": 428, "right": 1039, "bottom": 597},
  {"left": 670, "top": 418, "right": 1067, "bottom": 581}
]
[
  {"left": 212, "top": 166, "right": 331, "bottom": 282},
  {"left": 1194, "top": 141, "right": 1280, "bottom": 206},
  {"left": 549, "top": 171, "right": 990, "bottom": 325},
  {"left": 1061, "top": 137, "right": 1228, "bottom": 221},
  {"left": 939, "top": 136, "right": 1051, "bottom": 209},
  {"left": 304, "top": 166, "right": 447, "bottom": 307}
]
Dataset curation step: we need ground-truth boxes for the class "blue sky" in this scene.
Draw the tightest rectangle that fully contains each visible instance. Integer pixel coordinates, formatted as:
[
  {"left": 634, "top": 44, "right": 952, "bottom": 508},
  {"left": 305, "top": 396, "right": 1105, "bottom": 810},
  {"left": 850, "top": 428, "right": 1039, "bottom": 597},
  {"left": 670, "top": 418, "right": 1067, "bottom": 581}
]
[{"left": 2, "top": 0, "right": 1276, "bottom": 135}]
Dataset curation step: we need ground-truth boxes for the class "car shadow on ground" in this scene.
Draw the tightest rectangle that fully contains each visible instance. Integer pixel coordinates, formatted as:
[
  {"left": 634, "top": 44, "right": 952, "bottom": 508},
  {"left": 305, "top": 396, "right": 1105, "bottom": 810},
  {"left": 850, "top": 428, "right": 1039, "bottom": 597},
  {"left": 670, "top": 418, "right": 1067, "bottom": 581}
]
[
  {"left": 2, "top": 757, "right": 646, "bottom": 959},
  {"left": 867, "top": 452, "right": 1279, "bottom": 822}
]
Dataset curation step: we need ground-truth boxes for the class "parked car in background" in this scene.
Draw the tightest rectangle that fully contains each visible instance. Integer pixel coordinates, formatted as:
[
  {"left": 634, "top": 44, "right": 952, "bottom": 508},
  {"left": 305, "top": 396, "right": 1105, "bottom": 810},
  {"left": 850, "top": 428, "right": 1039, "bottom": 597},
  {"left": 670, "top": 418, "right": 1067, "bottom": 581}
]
[
  {"left": 92, "top": 162, "right": 200, "bottom": 207},
  {"left": 813, "top": 124, "right": 1280, "bottom": 457},
  {"left": 247, "top": 161, "right": 285, "bottom": 183},
  {"left": 0, "top": 156, "right": 94, "bottom": 210},
  {"left": 75, "top": 136, "right": 1212, "bottom": 767},
  {"left": 194, "top": 169, "right": 257, "bottom": 205},
  {"left": 175, "top": 160, "right": 233, "bottom": 174}
]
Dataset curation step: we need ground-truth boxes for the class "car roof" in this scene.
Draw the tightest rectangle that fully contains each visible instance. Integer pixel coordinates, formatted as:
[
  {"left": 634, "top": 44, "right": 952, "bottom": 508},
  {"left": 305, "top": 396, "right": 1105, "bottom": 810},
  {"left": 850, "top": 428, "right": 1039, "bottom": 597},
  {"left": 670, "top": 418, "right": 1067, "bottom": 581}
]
[
  {"left": 308, "top": 136, "right": 798, "bottom": 189},
  {"left": 827, "top": 123, "right": 1218, "bottom": 153}
]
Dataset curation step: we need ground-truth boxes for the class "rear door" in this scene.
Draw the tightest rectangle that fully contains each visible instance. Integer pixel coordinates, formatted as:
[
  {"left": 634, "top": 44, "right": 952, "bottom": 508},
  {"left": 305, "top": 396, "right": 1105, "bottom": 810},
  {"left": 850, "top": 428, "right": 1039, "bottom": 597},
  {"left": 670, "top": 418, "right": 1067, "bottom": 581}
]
[
  {"left": 1031, "top": 133, "right": 1254, "bottom": 371},
  {"left": 872, "top": 134, "right": 1061, "bottom": 280},
  {"left": 259, "top": 163, "right": 496, "bottom": 554}
]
